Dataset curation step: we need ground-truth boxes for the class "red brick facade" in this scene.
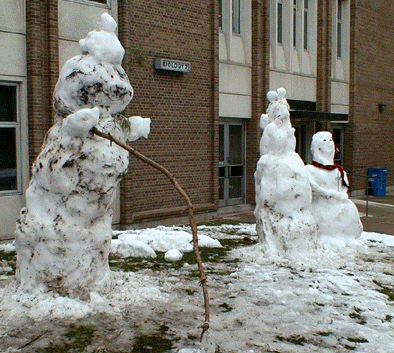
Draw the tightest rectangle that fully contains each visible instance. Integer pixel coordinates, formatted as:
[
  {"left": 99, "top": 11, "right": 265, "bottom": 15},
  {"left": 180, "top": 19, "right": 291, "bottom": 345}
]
[
  {"left": 26, "top": 0, "right": 59, "bottom": 165},
  {"left": 24, "top": 0, "right": 394, "bottom": 229},
  {"left": 117, "top": 1, "right": 219, "bottom": 224},
  {"left": 346, "top": 0, "right": 394, "bottom": 190}
]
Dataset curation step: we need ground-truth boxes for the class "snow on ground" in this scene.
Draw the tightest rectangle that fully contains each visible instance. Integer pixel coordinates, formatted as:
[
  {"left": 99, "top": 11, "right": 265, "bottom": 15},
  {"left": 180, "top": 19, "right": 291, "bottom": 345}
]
[{"left": 0, "top": 224, "right": 394, "bottom": 352}]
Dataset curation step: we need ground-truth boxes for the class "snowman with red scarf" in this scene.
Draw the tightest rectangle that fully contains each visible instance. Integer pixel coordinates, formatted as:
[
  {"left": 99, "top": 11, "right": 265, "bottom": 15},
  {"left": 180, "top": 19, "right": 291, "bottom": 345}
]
[{"left": 305, "top": 131, "right": 363, "bottom": 248}]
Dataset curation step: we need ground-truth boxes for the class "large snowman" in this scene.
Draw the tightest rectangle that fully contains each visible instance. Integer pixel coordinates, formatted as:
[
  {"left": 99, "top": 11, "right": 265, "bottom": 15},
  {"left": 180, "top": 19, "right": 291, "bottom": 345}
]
[
  {"left": 305, "top": 131, "right": 363, "bottom": 249},
  {"left": 254, "top": 88, "right": 317, "bottom": 259},
  {"left": 15, "top": 13, "right": 150, "bottom": 299}
]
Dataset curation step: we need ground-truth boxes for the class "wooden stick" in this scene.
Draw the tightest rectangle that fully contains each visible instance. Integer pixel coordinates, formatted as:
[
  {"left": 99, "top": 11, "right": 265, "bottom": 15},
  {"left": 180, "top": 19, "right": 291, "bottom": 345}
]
[{"left": 91, "top": 127, "right": 210, "bottom": 337}]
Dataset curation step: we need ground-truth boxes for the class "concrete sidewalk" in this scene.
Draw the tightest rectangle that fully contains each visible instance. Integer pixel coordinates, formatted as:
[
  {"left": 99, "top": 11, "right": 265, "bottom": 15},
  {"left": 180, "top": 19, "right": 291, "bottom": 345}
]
[{"left": 217, "top": 193, "right": 394, "bottom": 236}]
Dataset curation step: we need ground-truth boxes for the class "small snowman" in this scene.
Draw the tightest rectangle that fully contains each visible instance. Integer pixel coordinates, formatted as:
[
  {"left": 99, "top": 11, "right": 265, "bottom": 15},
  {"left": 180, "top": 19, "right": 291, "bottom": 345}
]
[
  {"left": 255, "top": 88, "right": 317, "bottom": 260},
  {"left": 305, "top": 131, "right": 363, "bottom": 249}
]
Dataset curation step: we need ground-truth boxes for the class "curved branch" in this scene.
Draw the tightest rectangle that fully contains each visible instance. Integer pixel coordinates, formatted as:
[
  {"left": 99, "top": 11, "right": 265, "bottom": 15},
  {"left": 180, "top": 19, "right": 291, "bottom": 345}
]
[{"left": 91, "top": 127, "right": 210, "bottom": 337}]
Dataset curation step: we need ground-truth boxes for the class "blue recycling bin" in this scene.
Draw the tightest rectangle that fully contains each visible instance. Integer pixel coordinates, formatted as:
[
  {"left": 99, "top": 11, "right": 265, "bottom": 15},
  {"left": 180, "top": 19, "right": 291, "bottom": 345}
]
[{"left": 367, "top": 167, "right": 388, "bottom": 197}]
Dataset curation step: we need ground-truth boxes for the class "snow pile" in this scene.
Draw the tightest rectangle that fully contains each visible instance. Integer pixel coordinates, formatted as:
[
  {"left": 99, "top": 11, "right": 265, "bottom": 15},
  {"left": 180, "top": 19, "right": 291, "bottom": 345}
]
[
  {"left": 254, "top": 88, "right": 317, "bottom": 259},
  {"left": 111, "top": 226, "right": 222, "bottom": 260},
  {"left": 0, "top": 225, "right": 393, "bottom": 352},
  {"left": 305, "top": 131, "right": 364, "bottom": 249},
  {"left": 15, "top": 13, "right": 151, "bottom": 299}
]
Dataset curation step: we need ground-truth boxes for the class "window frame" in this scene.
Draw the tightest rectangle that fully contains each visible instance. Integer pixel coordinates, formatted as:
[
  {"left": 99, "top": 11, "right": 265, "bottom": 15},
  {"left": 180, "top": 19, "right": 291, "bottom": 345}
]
[{"left": 0, "top": 82, "right": 22, "bottom": 195}]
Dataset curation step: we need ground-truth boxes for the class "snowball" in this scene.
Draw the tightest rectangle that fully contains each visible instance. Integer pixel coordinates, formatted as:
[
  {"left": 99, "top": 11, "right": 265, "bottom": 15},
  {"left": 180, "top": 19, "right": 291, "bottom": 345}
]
[
  {"left": 127, "top": 116, "right": 151, "bottom": 141},
  {"left": 266, "top": 90, "right": 278, "bottom": 103},
  {"left": 62, "top": 107, "right": 99, "bottom": 137},
  {"left": 164, "top": 249, "right": 183, "bottom": 262}
]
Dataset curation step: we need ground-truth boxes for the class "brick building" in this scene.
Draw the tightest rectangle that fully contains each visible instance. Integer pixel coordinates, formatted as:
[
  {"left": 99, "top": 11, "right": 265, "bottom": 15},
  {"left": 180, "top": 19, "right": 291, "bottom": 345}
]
[{"left": 0, "top": 0, "right": 393, "bottom": 239}]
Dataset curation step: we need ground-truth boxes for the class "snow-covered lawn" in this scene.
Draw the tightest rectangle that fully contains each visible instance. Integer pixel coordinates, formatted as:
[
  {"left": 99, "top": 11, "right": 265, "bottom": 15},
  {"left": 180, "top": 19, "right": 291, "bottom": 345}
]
[{"left": 0, "top": 223, "right": 393, "bottom": 352}]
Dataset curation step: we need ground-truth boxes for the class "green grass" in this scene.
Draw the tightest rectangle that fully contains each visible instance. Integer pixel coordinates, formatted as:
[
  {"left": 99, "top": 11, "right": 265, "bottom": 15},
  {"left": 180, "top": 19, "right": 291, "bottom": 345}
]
[
  {"left": 131, "top": 334, "right": 172, "bottom": 353},
  {"left": 0, "top": 250, "right": 16, "bottom": 275},
  {"left": 42, "top": 325, "right": 95, "bottom": 353}
]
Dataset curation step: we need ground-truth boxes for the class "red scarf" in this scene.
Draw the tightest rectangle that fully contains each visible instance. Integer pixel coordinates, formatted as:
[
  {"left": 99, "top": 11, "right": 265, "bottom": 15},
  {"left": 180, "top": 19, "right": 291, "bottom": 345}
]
[{"left": 311, "top": 161, "right": 349, "bottom": 187}]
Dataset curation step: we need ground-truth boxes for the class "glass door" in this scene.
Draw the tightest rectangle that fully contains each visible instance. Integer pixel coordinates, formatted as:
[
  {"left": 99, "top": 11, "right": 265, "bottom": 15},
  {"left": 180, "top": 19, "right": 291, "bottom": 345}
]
[{"left": 219, "top": 120, "right": 245, "bottom": 207}]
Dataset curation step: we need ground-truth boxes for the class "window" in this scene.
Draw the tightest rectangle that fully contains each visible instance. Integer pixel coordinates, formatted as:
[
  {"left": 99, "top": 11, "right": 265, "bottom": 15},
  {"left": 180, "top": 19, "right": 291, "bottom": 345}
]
[
  {"left": 337, "top": 0, "right": 343, "bottom": 58},
  {"left": 65, "top": 0, "right": 109, "bottom": 7},
  {"left": 219, "top": 0, "right": 223, "bottom": 30},
  {"left": 332, "top": 127, "right": 343, "bottom": 165},
  {"left": 293, "top": 0, "right": 297, "bottom": 47},
  {"left": 277, "top": 1, "right": 283, "bottom": 44},
  {"left": 303, "top": 0, "right": 309, "bottom": 50},
  {"left": 0, "top": 84, "right": 20, "bottom": 193},
  {"left": 232, "top": 0, "right": 241, "bottom": 34}
]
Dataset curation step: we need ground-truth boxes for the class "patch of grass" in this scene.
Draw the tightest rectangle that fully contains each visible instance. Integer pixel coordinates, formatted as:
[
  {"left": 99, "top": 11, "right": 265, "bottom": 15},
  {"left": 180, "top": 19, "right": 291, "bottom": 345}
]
[
  {"left": 197, "top": 219, "right": 242, "bottom": 227},
  {"left": 43, "top": 324, "right": 95, "bottom": 353},
  {"left": 131, "top": 334, "right": 172, "bottom": 353},
  {"left": 385, "top": 314, "right": 393, "bottom": 322},
  {"left": 0, "top": 250, "right": 16, "bottom": 275},
  {"left": 218, "top": 302, "right": 233, "bottom": 312},
  {"left": 110, "top": 237, "right": 256, "bottom": 277},
  {"left": 373, "top": 280, "right": 394, "bottom": 301}
]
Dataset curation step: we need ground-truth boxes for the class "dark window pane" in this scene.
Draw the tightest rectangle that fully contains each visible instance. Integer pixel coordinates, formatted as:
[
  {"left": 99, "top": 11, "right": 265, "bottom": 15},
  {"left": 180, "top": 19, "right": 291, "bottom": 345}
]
[
  {"left": 219, "top": 166, "right": 226, "bottom": 178},
  {"left": 219, "top": 178, "right": 224, "bottom": 200},
  {"left": 232, "top": 0, "right": 240, "bottom": 34},
  {"left": 230, "top": 165, "right": 243, "bottom": 177},
  {"left": 219, "top": 124, "right": 225, "bottom": 162},
  {"left": 229, "top": 177, "right": 242, "bottom": 199},
  {"left": 0, "top": 127, "right": 17, "bottom": 191},
  {"left": 219, "top": 0, "right": 223, "bottom": 29},
  {"left": 278, "top": 2, "right": 283, "bottom": 44},
  {"left": 228, "top": 125, "right": 243, "bottom": 165},
  {"left": 0, "top": 85, "right": 17, "bottom": 122}
]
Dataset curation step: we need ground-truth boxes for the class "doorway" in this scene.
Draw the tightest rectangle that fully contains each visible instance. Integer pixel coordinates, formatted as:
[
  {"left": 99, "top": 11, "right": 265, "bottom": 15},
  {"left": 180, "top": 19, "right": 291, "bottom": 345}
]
[{"left": 219, "top": 120, "right": 245, "bottom": 207}]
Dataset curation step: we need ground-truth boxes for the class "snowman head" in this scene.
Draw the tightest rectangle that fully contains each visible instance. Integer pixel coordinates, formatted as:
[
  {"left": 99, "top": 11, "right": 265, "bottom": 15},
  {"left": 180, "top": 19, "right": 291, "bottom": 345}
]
[
  {"left": 53, "top": 13, "right": 133, "bottom": 118},
  {"left": 311, "top": 131, "right": 335, "bottom": 165}
]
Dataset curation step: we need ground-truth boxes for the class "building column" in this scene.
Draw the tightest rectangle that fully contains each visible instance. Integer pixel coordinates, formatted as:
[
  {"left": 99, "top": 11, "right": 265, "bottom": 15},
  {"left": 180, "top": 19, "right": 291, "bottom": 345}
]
[
  {"left": 26, "top": 0, "right": 59, "bottom": 165},
  {"left": 247, "top": 0, "right": 270, "bottom": 205},
  {"left": 316, "top": 0, "right": 331, "bottom": 115}
]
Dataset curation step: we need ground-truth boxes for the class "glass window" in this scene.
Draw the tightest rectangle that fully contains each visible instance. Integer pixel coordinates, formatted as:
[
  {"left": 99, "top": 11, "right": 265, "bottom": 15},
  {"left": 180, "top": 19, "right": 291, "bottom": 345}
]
[
  {"left": 332, "top": 127, "right": 343, "bottom": 165},
  {"left": 277, "top": 1, "right": 283, "bottom": 44},
  {"left": 293, "top": 0, "right": 297, "bottom": 47},
  {"left": 232, "top": 0, "right": 241, "bottom": 34},
  {"left": 0, "top": 84, "right": 20, "bottom": 193},
  {"left": 337, "top": 0, "right": 343, "bottom": 58},
  {"left": 65, "top": 0, "right": 109, "bottom": 6},
  {"left": 303, "top": 0, "right": 309, "bottom": 50},
  {"left": 219, "top": 0, "right": 223, "bottom": 30}
]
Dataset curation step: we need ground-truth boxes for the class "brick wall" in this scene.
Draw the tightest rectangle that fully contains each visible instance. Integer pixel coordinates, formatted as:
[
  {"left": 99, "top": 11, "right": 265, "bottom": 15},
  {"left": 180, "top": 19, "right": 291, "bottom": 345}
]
[
  {"left": 26, "top": 0, "right": 59, "bottom": 166},
  {"left": 347, "top": 0, "right": 394, "bottom": 191},
  {"left": 118, "top": 1, "right": 218, "bottom": 224}
]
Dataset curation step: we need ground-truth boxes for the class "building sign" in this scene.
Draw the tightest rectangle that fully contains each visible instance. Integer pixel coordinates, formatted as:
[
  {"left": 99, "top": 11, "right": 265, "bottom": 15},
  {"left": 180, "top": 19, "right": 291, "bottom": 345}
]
[{"left": 155, "top": 58, "right": 191, "bottom": 73}]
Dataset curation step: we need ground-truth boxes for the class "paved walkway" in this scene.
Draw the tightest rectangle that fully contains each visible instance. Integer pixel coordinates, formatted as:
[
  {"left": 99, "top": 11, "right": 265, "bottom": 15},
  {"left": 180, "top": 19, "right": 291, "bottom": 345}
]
[{"left": 217, "top": 192, "right": 394, "bottom": 236}]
